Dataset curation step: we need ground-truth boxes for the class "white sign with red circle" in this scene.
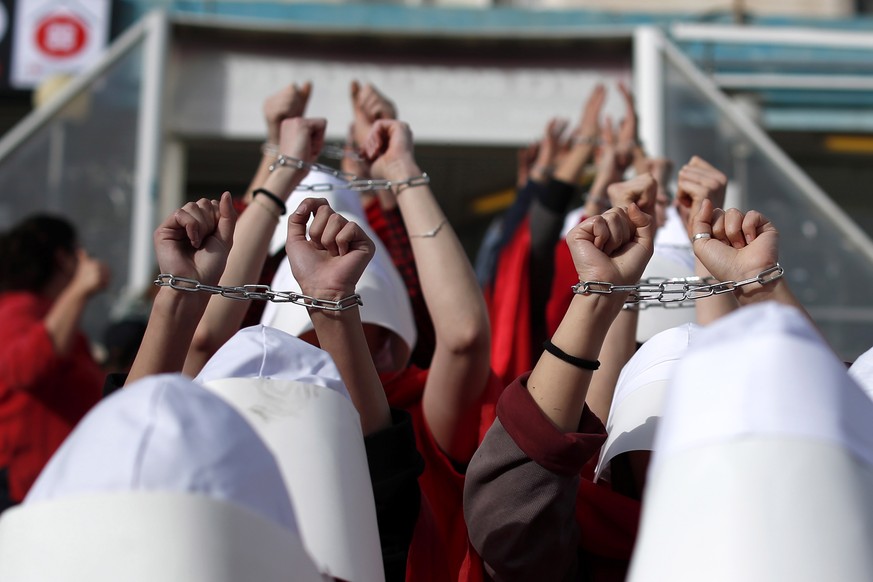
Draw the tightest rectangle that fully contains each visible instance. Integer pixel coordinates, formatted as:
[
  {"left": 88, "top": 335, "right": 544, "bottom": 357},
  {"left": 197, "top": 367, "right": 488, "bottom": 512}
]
[{"left": 11, "top": 0, "right": 109, "bottom": 89}]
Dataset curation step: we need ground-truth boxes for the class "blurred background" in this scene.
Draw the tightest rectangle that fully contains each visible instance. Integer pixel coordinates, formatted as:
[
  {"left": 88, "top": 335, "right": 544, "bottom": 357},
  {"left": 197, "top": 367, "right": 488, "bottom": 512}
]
[{"left": 2, "top": 0, "right": 873, "bottom": 359}]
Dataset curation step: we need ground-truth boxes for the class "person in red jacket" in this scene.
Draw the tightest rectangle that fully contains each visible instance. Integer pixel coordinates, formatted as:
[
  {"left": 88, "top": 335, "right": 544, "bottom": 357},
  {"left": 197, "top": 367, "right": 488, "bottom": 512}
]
[{"left": 0, "top": 214, "right": 109, "bottom": 508}]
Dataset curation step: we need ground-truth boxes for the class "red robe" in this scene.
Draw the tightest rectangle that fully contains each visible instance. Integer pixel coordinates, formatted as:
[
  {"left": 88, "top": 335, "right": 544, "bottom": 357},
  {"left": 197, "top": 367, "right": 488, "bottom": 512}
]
[
  {"left": 0, "top": 292, "right": 103, "bottom": 501},
  {"left": 484, "top": 214, "right": 641, "bottom": 580},
  {"left": 384, "top": 367, "right": 500, "bottom": 582}
]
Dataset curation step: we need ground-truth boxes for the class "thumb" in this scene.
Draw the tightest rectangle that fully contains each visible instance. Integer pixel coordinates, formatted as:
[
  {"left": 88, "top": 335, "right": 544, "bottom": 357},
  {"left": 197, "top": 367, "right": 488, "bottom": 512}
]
[
  {"left": 364, "top": 120, "right": 389, "bottom": 160},
  {"left": 287, "top": 197, "right": 329, "bottom": 246},
  {"left": 287, "top": 199, "right": 311, "bottom": 246},
  {"left": 627, "top": 202, "right": 654, "bottom": 247},
  {"left": 215, "top": 191, "right": 237, "bottom": 247},
  {"left": 300, "top": 81, "right": 313, "bottom": 107},
  {"left": 690, "top": 198, "right": 714, "bottom": 242},
  {"left": 350, "top": 80, "right": 361, "bottom": 111}
]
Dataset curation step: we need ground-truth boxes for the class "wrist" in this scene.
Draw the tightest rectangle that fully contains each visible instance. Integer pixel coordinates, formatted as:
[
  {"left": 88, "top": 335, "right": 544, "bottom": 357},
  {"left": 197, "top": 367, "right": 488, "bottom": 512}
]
[
  {"left": 298, "top": 285, "right": 357, "bottom": 303},
  {"left": 58, "top": 282, "right": 93, "bottom": 305},
  {"left": 262, "top": 166, "right": 306, "bottom": 200},
  {"left": 567, "top": 290, "right": 628, "bottom": 326},
  {"left": 735, "top": 273, "right": 790, "bottom": 305},
  {"left": 380, "top": 157, "right": 421, "bottom": 182}
]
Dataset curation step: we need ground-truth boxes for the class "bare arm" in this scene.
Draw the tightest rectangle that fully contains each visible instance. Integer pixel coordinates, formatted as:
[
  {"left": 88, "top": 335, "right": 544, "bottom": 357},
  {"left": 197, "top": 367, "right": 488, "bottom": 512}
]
[
  {"left": 44, "top": 250, "right": 109, "bottom": 356},
  {"left": 127, "top": 193, "right": 236, "bottom": 384},
  {"left": 552, "top": 83, "right": 604, "bottom": 187},
  {"left": 285, "top": 197, "right": 391, "bottom": 435},
  {"left": 529, "top": 204, "right": 654, "bottom": 432},
  {"left": 243, "top": 82, "right": 312, "bottom": 204},
  {"left": 365, "top": 120, "right": 491, "bottom": 462},
  {"left": 183, "top": 117, "right": 323, "bottom": 375},
  {"left": 691, "top": 200, "right": 805, "bottom": 313},
  {"left": 675, "top": 156, "right": 739, "bottom": 324},
  {"left": 580, "top": 174, "right": 658, "bottom": 425}
]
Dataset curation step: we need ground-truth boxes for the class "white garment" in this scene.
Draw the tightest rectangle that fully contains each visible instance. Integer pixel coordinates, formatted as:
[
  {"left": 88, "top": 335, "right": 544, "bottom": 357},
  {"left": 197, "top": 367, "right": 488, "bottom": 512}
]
[
  {"left": 594, "top": 323, "right": 698, "bottom": 482},
  {"left": 0, "top": 374, "right": 324, "bottom": 581},
  {"left": 629, "top": 302, "right": 873, "bottom": 582},
  {"left": 262, "top": 173, "right": 416, "bottom": 371},
  {"left": 198, "top": 324, "right": 386, "bottom": 582},
  {"left": 26, "top": 373, "right": 297, "bottom": 531}
]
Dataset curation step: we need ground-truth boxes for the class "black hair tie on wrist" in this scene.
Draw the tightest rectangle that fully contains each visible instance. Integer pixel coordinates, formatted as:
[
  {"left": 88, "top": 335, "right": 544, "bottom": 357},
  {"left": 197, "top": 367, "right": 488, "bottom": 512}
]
[
  {"left": 542, "top": 340, "right": 600, "bottom": 371},
  {"left": 253, "top": 188, "right": 287, "bottom": 215}
]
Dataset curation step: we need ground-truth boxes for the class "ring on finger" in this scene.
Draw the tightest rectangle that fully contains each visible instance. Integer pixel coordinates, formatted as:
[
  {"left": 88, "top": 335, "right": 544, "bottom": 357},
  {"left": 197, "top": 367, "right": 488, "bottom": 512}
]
[{"left": 691, "top": 232, "right": 712, "bottom": 242}]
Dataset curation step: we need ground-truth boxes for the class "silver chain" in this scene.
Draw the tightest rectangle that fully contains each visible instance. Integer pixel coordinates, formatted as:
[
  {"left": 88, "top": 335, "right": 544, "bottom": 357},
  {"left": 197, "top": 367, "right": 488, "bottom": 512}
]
[
  {"left": 154, "top": 274, "right": 363, "bottom": 311},
  {"left": 294, "top": 172, "right": 430, "bottom": 193},
  {"left": 262, "top": 141, "right": 363, "bottom": 162},
  {"left": 320, "top": 143, "right": 364, "bottom": 162},
  {"left": 268, "top": 154, "right": 359, "bottom": 181},
  {"left": 573, "top": 264, "right": 784, "bottom": 306},
  {"left": 264, "top": 149, "right": 430, "bottom": 193}
]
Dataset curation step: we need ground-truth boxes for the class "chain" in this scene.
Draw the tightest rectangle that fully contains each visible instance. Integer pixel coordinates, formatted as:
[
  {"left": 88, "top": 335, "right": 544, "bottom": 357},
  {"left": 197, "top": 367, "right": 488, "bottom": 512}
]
[
  {"left": 262, "top": 141, "right": 363, "bottom": 162},
  {"left": 268, "top": 154, "right": 359, "bottom": 181},
  {"left": 572, "top": 264, "right": 784, "bottom": 306},
  {"left": 263, "top": 147, "right": 430, "bottom": 194},
  {"left": 294, "top": 172, "right": 430, "bottom": 193},
  {"left": 320, "top": 143, "right": 364, "bottom": 162},
  {"left": 154, "top": 274, "right": 363, "bottom": 311}
]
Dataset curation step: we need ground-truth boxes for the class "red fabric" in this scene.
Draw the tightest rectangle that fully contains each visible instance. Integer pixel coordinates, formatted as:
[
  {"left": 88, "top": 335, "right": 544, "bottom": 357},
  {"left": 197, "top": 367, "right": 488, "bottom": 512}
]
[
  {"left": 497, "top": 373, "right": 607, "bottom": 475},
  {"left": 546, "top": 218, "right": 587, "bottom": 338},
  {"left": 487, "top": 217, "right": 533, "bottom": 388},
  {"left": 574, "top": 476, "right": 641, "bottom": 582},
  {"left": 365, "top": 200, "right": 436, "bottom": 369},
  {"left": 0, "top": 292, "right": 103, "bottom": 501},
  {"left": 384, "top": 367, "right": 490, "bottom": 582},
  {"left": 497, "top": 372, "right": 640, "bottom": 582}
]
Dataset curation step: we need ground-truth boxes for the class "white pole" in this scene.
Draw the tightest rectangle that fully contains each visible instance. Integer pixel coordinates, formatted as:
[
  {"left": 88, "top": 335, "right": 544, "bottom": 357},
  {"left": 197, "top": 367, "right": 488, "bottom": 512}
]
[
  {"left": 130, "top": 10, "right": 168, "bottom": 291},
  {"left": 634, "top": 26, "right": 665, "bottom": 158}
]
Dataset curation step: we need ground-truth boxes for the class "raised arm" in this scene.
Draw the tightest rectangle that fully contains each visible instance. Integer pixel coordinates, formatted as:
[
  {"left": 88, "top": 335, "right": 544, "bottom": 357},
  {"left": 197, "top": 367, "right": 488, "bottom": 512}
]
[
  {"left": 690, "top": 199, "right": 805, "bottom": 312},
  {"left": 285, "top": 196, "right": 391, "bottom": 435},
  {"left": 364, "top": 120, "right": 491, "bottom": 462},
  {"left": 616, "top": 81, "right": 640, "bottom": 174},
  {"left": 43, "top": 251, "right": 109, "bottom": 356},
  {"left": 675, "top": 156, "right": 739, "bottom": 323},
  {"left": 243, "top": 82, "right": 312, "bottom": 204},
  {"left": 465, "top": 204, "right": 654, "bottom": 581},
  {"left": 531, "top": 203, "right": 655, "bottom": 430},
  {"left": 183, "top": 117, "right": 325, "bottom": 375},
  {"left": 349, "top": 81, "right": 398, "bottom": 209},
  {"left": 552, "top": 83, "right": 604, "bottom": 187},
  {"left": 126, "top": 193, "right": 236, "bottom": 385},
  {"left": 582, "top": 174, "right": 658, "bottom": 423}
]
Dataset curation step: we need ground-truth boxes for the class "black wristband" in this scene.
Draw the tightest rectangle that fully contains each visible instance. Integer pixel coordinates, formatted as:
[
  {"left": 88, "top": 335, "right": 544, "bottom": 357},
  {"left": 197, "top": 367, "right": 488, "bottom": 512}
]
[
  {"left": 253, "top": 188, "right": 286, "bottom": 215},
  {"left": 542, "top": 339, "right": 600, "bottom": 371}
]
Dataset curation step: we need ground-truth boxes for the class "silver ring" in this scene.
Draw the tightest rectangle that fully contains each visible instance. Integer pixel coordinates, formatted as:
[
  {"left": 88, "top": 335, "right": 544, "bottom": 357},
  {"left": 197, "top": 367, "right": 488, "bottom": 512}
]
[{"left": 691, "top": 233, "right": 712, "bottom": 242}]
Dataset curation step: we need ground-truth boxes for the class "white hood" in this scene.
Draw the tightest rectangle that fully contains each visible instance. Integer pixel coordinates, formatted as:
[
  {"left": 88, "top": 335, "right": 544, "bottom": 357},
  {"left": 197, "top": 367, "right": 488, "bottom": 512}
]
[{"left": 628, "top": 302, "right": 873, "bottom": 582}]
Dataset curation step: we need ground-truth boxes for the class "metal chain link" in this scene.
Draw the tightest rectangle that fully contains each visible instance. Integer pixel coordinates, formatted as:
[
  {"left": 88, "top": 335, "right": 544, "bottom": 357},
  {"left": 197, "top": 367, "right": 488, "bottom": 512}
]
[
  {"left": 262, "top": 141, "right": 363, "bottom": 162},
  {"left": 154, "top": 274, "right": 363, "bottom": 311},
  {"left": 268, "top": 154, "right": 359, "bottom": 181},
  {"left": 573, "top": 264, "right": 784, "bottom": 307},
  {"left": 294, "top": 172, "right": 431, "bottom": 193},
  {"left": 263, "top": 149, "right": 430, "bottom": 193},
  {"left": 320, "top": 143, "right": 364, "bottom": 162}
]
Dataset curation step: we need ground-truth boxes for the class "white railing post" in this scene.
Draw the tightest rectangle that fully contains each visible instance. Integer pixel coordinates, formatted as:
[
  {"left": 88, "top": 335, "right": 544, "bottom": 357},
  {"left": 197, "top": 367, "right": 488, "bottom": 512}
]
[{"left": 129, "top": 10, "right": 169, "bottom": 291}]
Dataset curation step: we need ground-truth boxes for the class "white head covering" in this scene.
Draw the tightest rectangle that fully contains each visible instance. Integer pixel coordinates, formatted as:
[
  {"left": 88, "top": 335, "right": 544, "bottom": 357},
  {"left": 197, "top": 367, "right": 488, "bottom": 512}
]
[
  {"left": 262, "top": 173, "right": 416, "bottom": 372},
  {"left": 195, "top": 323, "right": 349, "bottom": 399},
  {"left": 636, "top": 206, "right": 697, "bottom": 343},
  {"left": 849, "top": 347, "right": 873, "bottom": 400},
  {"left": 0, "top": 374, "right": 324, "bottom": 582},
  {"left": 628, "top": 302, "right": 873, "bottom": 582},
  {"left": 197, "top": 324, "right": 386, "bottom": 582},
  {"left": 594, "top": 323, "right": 698, "bottom": 482},
  {"left": 26, "top": 373, "right": 296, "bottom": 531}
]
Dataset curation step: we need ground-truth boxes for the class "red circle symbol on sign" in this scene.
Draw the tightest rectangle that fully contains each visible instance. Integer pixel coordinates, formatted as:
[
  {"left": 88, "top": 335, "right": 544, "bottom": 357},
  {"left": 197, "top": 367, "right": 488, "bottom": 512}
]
[{"left": 35, "top": 15, "right": 87, "bottom": 58}]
